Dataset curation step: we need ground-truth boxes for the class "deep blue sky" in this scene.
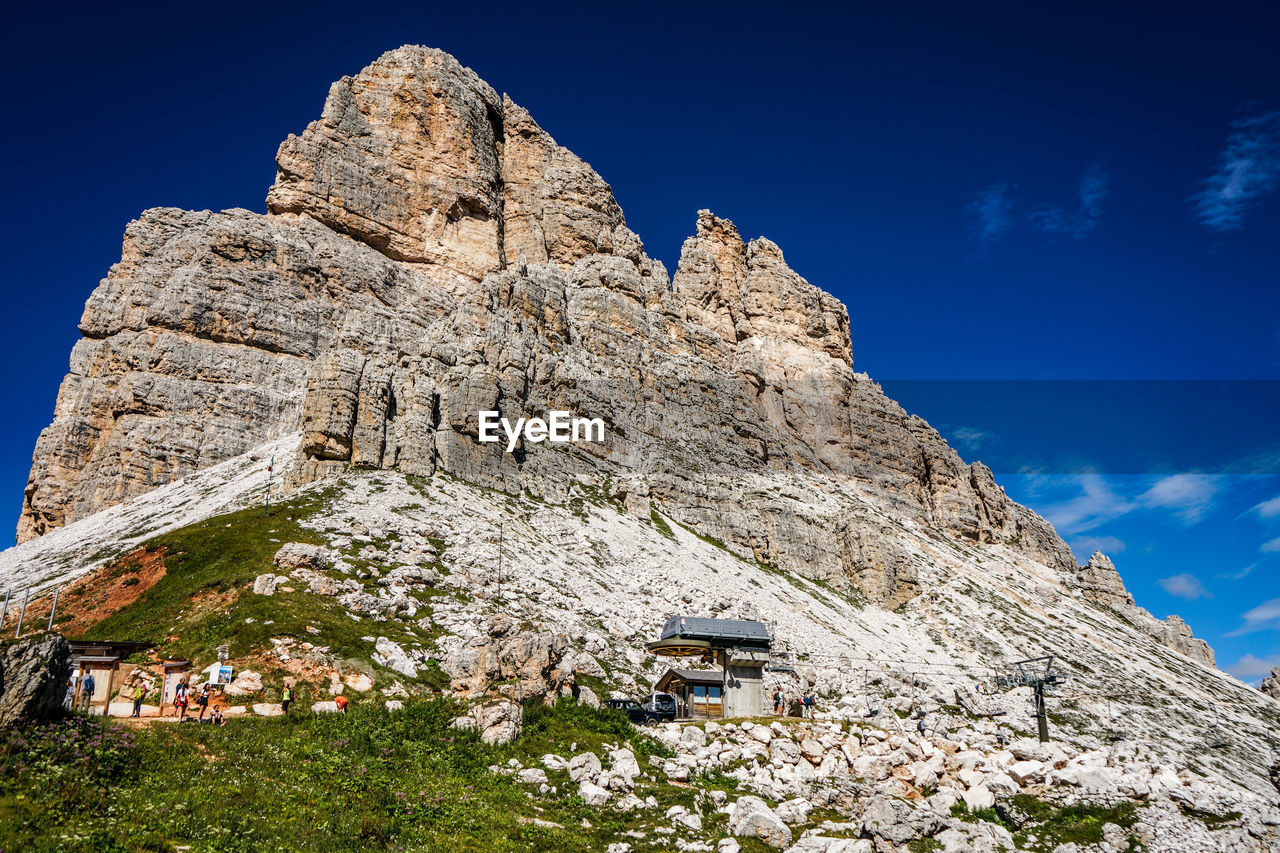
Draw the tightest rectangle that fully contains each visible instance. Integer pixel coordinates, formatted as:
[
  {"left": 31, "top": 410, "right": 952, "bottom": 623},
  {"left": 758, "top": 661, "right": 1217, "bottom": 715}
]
[{"left": 2, "top": 2, "right": 1278, "bottom": 678}]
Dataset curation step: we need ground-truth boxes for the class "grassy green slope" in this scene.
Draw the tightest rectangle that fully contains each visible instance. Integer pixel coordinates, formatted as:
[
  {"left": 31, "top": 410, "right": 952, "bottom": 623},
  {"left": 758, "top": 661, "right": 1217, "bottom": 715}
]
[
  {"left": 0, "top": 699, "right": 773, "bottom": 853},
  {"left": 78, "top": 488, "right": 446, "bottom": 699}
]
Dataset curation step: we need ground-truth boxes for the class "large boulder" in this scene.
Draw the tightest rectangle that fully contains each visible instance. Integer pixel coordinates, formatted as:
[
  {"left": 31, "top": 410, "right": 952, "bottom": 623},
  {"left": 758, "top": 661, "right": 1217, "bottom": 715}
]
[
  {"left": 961, "top": 783, "right": 996, "bottom": 811},
  {"left": 776, "top": 798, "right": 814, "bottom": 825},
  {"left": 569, "top": 751, "right": 603, "bottom": 782},
  {"left": 0, "top": 634, "right": 71, "bottom": 726},
  {"left": 862, "top": 795, "right": 942, "bottom": 844},
  {"left": 439, "top": 615, "right": 569, "bottom": 700},
  {"left": 609, "top": 748, "right": 641, "bottom": 790},
  {"left": 727, "top": 795, "right": 792, "bottom": 848},
  {"left": 344, "top": 672, "right": 374, "bottom": 693},
  {"left": 469, "top": 699, "right": 522, "bottom": 745},
  {"left": 252, "top": 574, "right": 279, "bottom": 595},
  {"left": 579, "top": 779, "right": 611, "bottom": 805},
  {"left": 223, "top": 670, "right": 264, "bottom": 696},
  {"left": 372, "top": 637, "right": 418, "bottom": 678},
  {"left": 1261, "top": 667, "right": 1280, "bottom": 700},
  {"left": 577, "top": 684, "right": 600, "bottom": 708},
  {"left": 274, "top": 542, "right": 333, "bottom": 572}
]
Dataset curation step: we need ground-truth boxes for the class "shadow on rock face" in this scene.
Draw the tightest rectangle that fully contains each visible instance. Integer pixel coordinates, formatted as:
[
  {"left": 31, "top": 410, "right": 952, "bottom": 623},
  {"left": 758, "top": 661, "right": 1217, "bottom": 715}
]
[{"left": 0, "top": 633, "right": 71, "bottom": 727}]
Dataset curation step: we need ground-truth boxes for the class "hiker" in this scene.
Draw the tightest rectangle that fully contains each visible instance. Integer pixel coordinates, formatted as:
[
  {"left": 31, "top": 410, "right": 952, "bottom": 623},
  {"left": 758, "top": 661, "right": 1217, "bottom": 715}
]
[
  {"left": 208, "top": 706, "right": 224, "bottom": 726},
  {"left": 281, "top": 683, "right": 295, "bottom": 714},
  {"left": 132, "top": 682, "right": 148, "bottom": 718},
  {"left": 803, "top": 692, "right": 816, "bottom": 719},
  {"left": 79, "top": 671, "right": 96, "bottom": 712},
  {"left": 772, "top": 689, "right": 784, "bottom": 715},
  {"left": 175, "top": 679, "right": 189, "bottom": 720},
  {"left": 195, "top": 685, "right": 210, "bottom": 721},
  {"left": 334, "top": 694, "right": 349, "bottom": 714},
  {"left": 63, "top": 676, "right": 75, "bottom": 710},
  {"left": 916, "top": 711, "right": 928, "bottom": 736}
]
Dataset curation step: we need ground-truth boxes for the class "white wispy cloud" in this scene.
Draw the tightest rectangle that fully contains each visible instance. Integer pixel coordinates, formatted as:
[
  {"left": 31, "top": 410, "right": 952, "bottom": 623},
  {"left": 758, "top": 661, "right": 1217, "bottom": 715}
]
[
  {"left": 1156, "top": 573, "right": 1212, "bottom": 600},
  {"left": 1252, "top": 495, "right": 1280, "bottom": 518},
  {"left": 1226, "top": 598, "right": 1280, "bottom": 636},
  {"left": 1192, "top": 111, "right": 1280, "bottom": 231},
  {"left": 1068, "top": 535, "right": 1126, "bottom": 559},
  {"left": 1217, "top": 562, "right": 1257, "bottom": 581},
  {"left": 1136, "top": 473, "right": 1221, "bottom": 524},
  {"left": 1030, "top": 169, "right": 1110, "bottom": 238},
  {"left": 950, "top": 427, "right": 990, "bottom": 452},
  {"left": 1262, "top": 536, "right": 1280, "bottom": 553},
  {"left": 968, "top": 183, "right": 1014, "bottom": 246},
  {"left": 1224, "top": 652, "right": 1280, "bottom": 681},
  {"left": 1039, "top": 474, "right": 1135, "bottom": 536}
]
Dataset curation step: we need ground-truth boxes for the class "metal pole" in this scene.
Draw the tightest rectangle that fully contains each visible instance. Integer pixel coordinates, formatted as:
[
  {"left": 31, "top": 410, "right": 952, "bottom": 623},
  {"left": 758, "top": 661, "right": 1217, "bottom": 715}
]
[
  {"left": 15, "top": 588, "right": 30, "bottom": 638},
  {"left": 497, "top": 526, "right": 504, "bottom": 604},
  {"left": 46, "top": 588, "right": 59, "bottom": 632},
  {"left": 265, "top": 456, "right": 273, "bottom": 516},
  {"left": 0, "top": 588, "right": 9, "bottom": 631},
  {"left": 1035, "top": 683, "right": 1049, "bottom": 742}
]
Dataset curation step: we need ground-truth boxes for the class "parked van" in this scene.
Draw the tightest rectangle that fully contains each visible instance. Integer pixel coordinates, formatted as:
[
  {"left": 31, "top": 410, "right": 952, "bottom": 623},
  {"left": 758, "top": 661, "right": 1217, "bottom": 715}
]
[{"left": 640, "top": 692, "right": 678, "bottom": 723}]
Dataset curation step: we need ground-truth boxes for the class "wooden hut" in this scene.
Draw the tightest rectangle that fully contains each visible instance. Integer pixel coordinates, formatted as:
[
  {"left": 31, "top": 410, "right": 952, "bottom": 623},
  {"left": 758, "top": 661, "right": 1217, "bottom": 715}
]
[
  {"left": 655, "top": 668, "right": 726, "bottom": 719},
  {"left": 647, "top": 615, "right": 772, "bottom": 718}
]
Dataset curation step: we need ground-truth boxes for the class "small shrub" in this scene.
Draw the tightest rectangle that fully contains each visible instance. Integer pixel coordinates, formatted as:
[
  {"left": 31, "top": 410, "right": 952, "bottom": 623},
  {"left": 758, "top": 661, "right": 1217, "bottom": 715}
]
[
  {"left": 1181, "top": 806, "right": 1241, "bottom": 829},
  {"left": 695, "top": 768, "right": 740, "bottom": 791},
  {"left": 649, "top": 509, "right": 675, "bottom": 540},
  {"left": 0, "top": 717, "right": 137, "bottom": 812},
  {"left": 1008, "top": 797, "right": 1140, "bottom": 851}
]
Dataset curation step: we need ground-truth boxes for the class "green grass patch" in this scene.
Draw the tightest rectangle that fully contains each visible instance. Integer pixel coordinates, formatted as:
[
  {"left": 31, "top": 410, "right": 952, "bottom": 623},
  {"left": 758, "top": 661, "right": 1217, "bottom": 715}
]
[
  {"left": 694, "top": 768, "right": 740, "bottom": 791},
  {"left": 1, "top": 699, "right": 720, "bottom": 852},
  {"left": 649, "top": 509, "right": 675, "bottom": 540},
  {"left": 1181, "top": 805, "right": 1242, "bottom": 829},
  {"left": 1004, "top": 794, "right": 1140, "bottom": 851},
  {"left": 502, "top": 698, "right": 672, "bottom": 767},
  {"left": 672, "top": 518, "right": 731, "bottom": 552}
]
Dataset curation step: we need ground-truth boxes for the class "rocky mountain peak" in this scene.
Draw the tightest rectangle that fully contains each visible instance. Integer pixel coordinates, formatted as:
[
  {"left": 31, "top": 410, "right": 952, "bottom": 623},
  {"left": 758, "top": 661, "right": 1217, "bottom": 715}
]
[
  {"left": 673, "top": 210, "right": 852, "bottom": 367},
  {"left": 266, "top": 45, "right": 625, "bottom": 286},
  {"left": 12, "top": 44, "right": 1209, "bottom": 679},
  {"left": 1075, "top": 550, "right": 1136, "bottom": 609}
]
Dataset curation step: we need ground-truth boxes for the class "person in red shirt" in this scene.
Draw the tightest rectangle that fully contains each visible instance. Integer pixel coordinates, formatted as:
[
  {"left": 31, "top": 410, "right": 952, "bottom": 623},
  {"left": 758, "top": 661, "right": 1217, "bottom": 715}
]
[{"left": 334, "top": 694, "right": 349, "bottom": 713}]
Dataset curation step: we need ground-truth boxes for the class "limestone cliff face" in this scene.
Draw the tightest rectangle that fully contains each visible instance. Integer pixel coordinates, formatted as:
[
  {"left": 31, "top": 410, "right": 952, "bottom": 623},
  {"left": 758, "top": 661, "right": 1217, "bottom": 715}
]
[
  {"left": 1149, "top": 614, "right": 1215, "bottom": 668},
  {"left": 1261, "top": 667, "right": 1280, "bottom": 699},
  {"left": 22, "top": 46, "right": 1138, "bottom": 616},
  {"left": 1070, "top": 552, "right": 1216, "bottom": 666},
  {"left": 1074, "top": 552, "right": 1136, "bottom": 609}
]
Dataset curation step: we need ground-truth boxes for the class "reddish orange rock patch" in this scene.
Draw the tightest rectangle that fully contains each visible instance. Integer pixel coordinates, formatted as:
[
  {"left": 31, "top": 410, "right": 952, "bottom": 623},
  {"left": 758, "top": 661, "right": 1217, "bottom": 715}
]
[{"left": 34, "top": 547, "right": 169, "bottom": 636}]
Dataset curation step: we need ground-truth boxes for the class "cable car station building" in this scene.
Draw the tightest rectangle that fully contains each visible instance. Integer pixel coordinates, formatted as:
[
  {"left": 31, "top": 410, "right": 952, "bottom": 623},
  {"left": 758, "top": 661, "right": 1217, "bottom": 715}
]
[{"left": 647, "top": 615, "right": 772, "bottom": 718}]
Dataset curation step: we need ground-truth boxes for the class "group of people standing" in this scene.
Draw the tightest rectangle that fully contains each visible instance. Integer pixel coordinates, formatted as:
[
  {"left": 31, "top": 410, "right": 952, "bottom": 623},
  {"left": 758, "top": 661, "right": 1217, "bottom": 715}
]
[
  {"left": 771, "top": 688, "right": 818, "bottom": 718},
  {"left": 64, "top": 671, "right": 96, "bottom": 712},
  {"left": 63, "top": 669, "right": 333, "bottom": 721},
  {"left": 171, "top": 679, "right": 223, "bottom": 724}
]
